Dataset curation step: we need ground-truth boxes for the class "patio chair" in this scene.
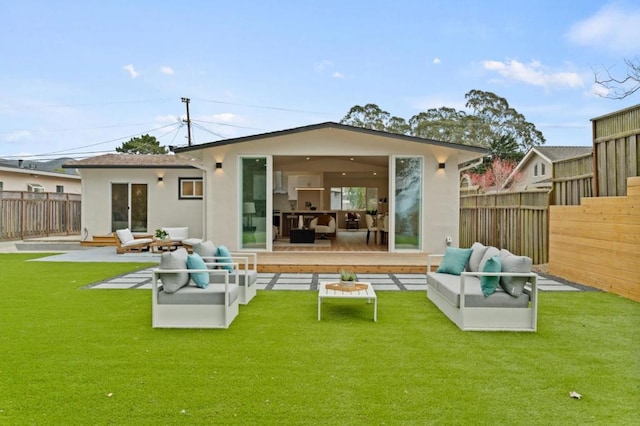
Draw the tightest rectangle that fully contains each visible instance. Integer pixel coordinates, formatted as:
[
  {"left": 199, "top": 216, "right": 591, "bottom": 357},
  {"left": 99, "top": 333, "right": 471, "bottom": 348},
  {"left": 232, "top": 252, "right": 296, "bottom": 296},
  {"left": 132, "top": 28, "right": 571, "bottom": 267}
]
[
  {"left": 114, "top": 228, "right": 153, "bottom": 254},
  {"left": 192, "top": 240, "right": 258, "bottom": 305}
]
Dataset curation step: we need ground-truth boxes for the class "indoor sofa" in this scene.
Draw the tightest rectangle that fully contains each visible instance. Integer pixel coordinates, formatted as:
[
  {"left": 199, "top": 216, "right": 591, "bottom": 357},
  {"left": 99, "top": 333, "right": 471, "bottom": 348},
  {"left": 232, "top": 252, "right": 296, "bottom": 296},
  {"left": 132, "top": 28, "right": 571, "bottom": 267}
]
[{"left": 426, "top": 242, "right": 538, "bottom": 332}]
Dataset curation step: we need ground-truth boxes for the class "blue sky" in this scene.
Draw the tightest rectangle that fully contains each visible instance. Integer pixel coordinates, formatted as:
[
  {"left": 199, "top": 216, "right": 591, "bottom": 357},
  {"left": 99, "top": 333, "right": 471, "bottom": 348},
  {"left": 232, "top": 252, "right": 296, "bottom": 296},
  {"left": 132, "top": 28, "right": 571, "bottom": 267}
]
[{"left": 1, "top": 0, "right": 639, "bottom": 159}]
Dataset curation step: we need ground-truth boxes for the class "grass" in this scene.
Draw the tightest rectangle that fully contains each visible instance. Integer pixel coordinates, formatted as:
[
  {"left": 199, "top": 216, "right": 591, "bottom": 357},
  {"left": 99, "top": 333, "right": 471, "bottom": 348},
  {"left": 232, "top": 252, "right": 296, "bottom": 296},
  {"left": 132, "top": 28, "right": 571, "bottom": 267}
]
[{"left": 1, "top": 253, "right": 638, "bottom": 425}]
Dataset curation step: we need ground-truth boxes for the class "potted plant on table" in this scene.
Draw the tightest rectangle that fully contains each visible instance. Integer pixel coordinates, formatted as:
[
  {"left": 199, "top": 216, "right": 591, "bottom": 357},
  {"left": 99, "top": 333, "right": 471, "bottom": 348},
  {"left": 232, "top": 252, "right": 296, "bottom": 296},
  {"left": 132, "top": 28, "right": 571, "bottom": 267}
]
[
  {"left": 339, "top": 269, "right": 357, "bottom": 287},
  {"left": 154, "top": 229, "right": 168, "bottom": 240}
]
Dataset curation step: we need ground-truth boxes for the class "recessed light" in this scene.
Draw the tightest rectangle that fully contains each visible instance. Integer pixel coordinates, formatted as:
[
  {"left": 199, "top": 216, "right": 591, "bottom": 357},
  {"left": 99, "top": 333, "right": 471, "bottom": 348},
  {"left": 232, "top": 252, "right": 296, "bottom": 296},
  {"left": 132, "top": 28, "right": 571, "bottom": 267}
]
[
  {"left": 306, "top": 157, "right": 310, "bottom": 160},
  {"left": 373, "top": 172, "right": 377, "bottom": 175},
  {"left": 342, "top": 172, "right": 346, "bottom": 176},
  {"left": 350, "top": 158, "right": 354, "bottom": 161}
]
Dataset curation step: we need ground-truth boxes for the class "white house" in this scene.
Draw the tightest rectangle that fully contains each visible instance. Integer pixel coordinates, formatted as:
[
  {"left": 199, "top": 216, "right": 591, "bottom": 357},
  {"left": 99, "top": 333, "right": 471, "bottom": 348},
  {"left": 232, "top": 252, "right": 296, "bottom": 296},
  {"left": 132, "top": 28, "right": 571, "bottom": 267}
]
[
  {"left": 65, "top": 122, "right": 487, "bottom": 253},
  {"left": 504, "top": 146, "right": 593, "bottom": 191},
  {"left": 0, "top": 162, "right": 81, "bottom": 194}
]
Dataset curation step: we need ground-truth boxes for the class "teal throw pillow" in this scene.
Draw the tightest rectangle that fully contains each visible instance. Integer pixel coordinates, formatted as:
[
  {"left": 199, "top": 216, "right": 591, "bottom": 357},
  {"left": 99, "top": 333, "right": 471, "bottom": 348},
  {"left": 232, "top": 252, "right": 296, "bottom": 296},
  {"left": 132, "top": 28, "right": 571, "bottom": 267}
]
[
  {"left": 215, "top": 245, "right": 233, "bottom": 271},
  {"left": 186, "top": 253, "right": 209, "bottom": 288},
  {"left": 436, "top": 247, "right": 473, "bottom": 276},
  {"left": 480, "top": 255, "right": 501, "bottom": 297}
]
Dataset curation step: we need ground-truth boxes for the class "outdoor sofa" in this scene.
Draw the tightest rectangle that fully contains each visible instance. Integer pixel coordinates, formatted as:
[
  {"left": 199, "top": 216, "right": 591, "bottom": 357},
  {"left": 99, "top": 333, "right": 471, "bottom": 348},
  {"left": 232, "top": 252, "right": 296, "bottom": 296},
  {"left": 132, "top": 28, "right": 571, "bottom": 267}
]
[
  {"left": 427, "top": 242, "right": 538, "bottom": 332},
  {"left": 190, "top": 240, "right": 258, "bottom": 305},
  {"left": 152, "top": 247, "right": 239, "bottom": 328}
]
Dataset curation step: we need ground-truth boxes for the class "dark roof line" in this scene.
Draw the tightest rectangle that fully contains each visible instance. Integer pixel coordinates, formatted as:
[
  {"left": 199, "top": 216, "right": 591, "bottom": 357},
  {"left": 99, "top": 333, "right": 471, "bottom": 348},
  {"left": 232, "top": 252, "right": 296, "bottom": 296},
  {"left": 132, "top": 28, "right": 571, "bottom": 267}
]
[{"left": 173, "top": 121, "right": 488, "bottom": 154}]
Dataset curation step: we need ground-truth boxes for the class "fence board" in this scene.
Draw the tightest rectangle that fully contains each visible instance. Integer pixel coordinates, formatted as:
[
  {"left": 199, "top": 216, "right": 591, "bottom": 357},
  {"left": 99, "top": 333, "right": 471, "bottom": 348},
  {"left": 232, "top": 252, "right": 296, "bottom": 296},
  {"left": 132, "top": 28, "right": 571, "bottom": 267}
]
[
  {"left": 460, "top": 190, "right": 549, "bottom": 263},
  {"left": 0, "top": 191, "right": 81, "bottom": 240}
]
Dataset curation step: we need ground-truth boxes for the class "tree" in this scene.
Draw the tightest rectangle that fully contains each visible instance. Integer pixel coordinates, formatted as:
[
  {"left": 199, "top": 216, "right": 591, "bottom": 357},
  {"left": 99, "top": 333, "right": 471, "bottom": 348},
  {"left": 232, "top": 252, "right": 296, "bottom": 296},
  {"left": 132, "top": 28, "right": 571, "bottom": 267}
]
[
  {"left": 468, "top": 158, "right": 522, "bottom": 193},
  {"left": 593, "top": 57, "right": 640, "bottom": 99},
  {"left": 116, "top": 134, "right": 167, "bottom": 154},
  {"left": 342, "top": 90, "right": 545, "bottom": 155},
  {"left": 464, "top": 90, "right": 545, "bottom": 152},
  {"left": 340, "top": 103, "right": 391, "bottom": 131}
]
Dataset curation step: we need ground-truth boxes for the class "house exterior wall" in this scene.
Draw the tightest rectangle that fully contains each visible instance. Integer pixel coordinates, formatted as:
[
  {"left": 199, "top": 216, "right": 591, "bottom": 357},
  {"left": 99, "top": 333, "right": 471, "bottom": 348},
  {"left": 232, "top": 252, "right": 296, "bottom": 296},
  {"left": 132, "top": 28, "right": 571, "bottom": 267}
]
[
  {"left": 77, "top": 168, "right": 203, "bottom": 239},
  {"left": 0, "top": 168, "right": 81, "bottom": 193},
  {"left": 182, "top": 128, "right": 464, "bottom": 253},
  {"left": 512, "top": 154, "right": 552, "bottom": 191}
]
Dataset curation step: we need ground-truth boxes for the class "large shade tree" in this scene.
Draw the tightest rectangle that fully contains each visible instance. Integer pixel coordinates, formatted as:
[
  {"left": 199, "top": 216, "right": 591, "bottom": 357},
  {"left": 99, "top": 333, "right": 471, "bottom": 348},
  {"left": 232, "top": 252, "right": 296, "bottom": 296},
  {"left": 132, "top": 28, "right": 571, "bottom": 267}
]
[
  {"left": 116, "top": 134, "right": 167, "bottom": 154},
  {"left": 340, "top": 90, "right": 546, "bottom": 154}
]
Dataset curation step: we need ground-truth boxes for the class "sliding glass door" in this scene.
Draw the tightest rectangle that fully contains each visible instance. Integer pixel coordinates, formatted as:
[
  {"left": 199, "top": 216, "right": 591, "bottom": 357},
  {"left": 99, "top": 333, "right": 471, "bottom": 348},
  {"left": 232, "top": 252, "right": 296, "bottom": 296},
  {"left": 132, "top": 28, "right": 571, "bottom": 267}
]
[
  {"left": 111, "top": 183, "right": 148, "bottom": 232},
  {"left": 240, "top": 156, "right": 269, "bottom": 250},
  {"left": 392, "top": 156, "right": 422, "bottom": 251}
]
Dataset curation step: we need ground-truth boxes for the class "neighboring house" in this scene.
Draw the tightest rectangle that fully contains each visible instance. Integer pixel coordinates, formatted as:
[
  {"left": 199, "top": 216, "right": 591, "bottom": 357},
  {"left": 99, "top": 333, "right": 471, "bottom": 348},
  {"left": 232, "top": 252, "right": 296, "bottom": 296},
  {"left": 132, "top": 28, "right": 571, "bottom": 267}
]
[
  {"left": 63, "top": 154, "right": 205, "bottom": 239},
  {"left": 504, "top": 146, "right": 593, "bottom": 192},
  {"left": 64, "top": 122, "right": 487, "bottom": 253},
  {"left": 0, "top": 158, "right": 81, "bottom": 194}
]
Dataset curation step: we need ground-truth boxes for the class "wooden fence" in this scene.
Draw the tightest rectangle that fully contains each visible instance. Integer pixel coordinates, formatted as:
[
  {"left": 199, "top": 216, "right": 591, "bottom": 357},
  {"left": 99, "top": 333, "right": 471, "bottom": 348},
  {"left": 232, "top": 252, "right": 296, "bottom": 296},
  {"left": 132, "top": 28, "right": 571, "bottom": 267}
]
[
  {"left": 592, "top": 104, "right": 640, "bottom": 196},
  {"left": 0, "top": 191, "right": 81, "bottom": 240},
  {"left": 460, "top": 190, "right": 550, "bottom": 264},
  {"left": 549, "top": 177, "right": 640, "bottom": 302},
  {"left": 551, "top": 154, "right": 593, "bottom": 206}
]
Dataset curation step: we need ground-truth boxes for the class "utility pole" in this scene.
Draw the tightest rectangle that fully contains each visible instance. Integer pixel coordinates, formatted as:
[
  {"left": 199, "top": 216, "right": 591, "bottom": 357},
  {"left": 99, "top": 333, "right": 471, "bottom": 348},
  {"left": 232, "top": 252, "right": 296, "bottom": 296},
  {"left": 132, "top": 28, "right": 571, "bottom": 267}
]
[{"left": 181, "top": 97, "right": 192, "bottom": 146}]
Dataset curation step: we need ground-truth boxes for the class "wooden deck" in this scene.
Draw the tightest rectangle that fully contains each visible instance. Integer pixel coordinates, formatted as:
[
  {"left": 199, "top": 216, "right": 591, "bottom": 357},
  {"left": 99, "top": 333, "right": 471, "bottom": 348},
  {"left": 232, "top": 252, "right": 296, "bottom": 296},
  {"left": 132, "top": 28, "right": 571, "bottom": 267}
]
[
  {"left": 83, "top": 229, "right": 432, "bottom": 273},
  {"left": 257, "top": 251, "right": 429, "bottom": 273}
]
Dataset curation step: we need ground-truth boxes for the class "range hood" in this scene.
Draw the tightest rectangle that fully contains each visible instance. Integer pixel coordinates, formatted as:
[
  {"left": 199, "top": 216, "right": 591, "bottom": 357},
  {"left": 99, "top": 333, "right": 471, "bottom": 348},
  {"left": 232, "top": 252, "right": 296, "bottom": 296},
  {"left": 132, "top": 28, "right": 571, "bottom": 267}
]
[{"left": 273, "top": 171, "right": 287, "bottom": 194}]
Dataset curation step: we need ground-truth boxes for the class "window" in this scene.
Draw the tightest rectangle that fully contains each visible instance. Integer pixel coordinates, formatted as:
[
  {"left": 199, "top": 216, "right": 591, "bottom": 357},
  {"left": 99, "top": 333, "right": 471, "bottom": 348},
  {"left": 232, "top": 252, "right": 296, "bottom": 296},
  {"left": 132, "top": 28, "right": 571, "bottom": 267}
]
[
  {"left": 28, "top": 183, "right": 45, "bottom": 193},
  {"left": 179, "top": 178, "right": 203, "bottom": 199},
  {"left": 0, "top": 181, "right": 3, "bottom": 191},
  {"left": 56, "top": 185, "right": 64, "bottom": 193},
  {"left": 330, "top": 187, "right": 378, "bottom": 211},
  {"left": 533, "top": 164, "right": 538, "bottom": 176},
  {"left": 541, "top": 163, "right": 546, "bottom": 175}
]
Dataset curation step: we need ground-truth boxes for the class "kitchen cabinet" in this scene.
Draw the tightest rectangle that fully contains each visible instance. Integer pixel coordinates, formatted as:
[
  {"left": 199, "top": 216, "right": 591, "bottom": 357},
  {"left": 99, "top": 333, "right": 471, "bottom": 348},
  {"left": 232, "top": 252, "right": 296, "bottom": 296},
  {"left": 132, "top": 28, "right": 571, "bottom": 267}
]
[
  {"left": 287, "top": 174, "right": 298, "bottom": 200},
  {"left": 296, "top": 175, "right": 321, "bottom": 188}
]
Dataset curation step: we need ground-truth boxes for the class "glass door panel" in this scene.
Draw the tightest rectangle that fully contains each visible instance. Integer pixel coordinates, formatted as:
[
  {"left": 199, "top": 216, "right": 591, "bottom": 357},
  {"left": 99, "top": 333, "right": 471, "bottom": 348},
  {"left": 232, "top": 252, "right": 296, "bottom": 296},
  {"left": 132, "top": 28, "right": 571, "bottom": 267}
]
[
  {"left": 111, "top": 183, "right": 148, "bottom": 232},
  {"left": 111, "top": 183, "right": 128, "bottom": 231},
  {"left": 394, "top": 157, "right": 422, "bottom": 250},
  {"left": 241, "top": 157, "right": 267, "bottom": 249}
]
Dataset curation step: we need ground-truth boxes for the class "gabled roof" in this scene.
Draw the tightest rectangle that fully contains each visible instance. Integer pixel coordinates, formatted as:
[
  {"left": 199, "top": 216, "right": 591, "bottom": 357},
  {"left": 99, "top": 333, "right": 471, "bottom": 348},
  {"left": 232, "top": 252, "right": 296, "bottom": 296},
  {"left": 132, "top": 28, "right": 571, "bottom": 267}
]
[
  {"left": 63, "top": 154, "right": 201, "bottom": 169},
  {"left": 532, "top": 146, "right": 592, "bottom": 163},
  {"left": 503, "top": 145, "right": 593, "bottom": 189},
  {"left": 173, "top": 121, "right": 488, "bottom": 157}
]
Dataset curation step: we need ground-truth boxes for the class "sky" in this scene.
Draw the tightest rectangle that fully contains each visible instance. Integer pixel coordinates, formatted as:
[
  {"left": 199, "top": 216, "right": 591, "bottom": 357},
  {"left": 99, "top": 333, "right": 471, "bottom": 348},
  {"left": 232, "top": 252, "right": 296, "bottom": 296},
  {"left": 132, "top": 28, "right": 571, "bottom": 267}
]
[{"left": 1, "top": 0, "right": 639, "bottom": 160}]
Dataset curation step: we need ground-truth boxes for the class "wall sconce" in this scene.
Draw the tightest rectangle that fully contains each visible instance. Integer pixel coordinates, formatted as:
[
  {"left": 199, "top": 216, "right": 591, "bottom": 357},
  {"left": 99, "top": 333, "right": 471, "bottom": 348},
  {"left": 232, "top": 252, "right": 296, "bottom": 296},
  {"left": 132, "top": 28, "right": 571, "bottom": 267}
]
[
  {"left": 438, "top": 162, "right": 446, "bottom": 170},
  {"left": 215, "top": 162, "right": 223, "bottom": 170},
  {"left": 157, "top": 176, "right": 164, "bottom": 182}
]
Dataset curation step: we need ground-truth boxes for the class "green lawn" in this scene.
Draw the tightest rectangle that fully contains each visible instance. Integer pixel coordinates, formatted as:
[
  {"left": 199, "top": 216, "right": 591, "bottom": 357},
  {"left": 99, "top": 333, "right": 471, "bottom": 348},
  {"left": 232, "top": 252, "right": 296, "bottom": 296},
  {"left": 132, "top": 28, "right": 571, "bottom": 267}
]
[{"left": 1, "top": 253, "right": 638, "bottom": 425}]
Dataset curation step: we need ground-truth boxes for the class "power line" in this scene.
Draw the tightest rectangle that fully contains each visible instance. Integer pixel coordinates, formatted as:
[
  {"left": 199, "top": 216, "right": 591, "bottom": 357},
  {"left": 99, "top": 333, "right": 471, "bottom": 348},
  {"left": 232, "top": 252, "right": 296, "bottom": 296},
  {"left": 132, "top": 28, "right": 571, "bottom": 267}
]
[{"left": 195, "top": 97, "right": 334, "bottom": 115}]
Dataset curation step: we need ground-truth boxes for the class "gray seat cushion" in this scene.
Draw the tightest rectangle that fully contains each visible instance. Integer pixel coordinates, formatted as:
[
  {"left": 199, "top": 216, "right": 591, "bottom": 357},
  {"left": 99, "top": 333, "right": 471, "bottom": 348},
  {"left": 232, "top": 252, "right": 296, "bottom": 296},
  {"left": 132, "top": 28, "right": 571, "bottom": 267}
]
[
  {"left": 427, "top": 272, "right": 529, "bottom": 308},
  {"left": 158, "top": 283, "right": 239, "bottom": 306}
]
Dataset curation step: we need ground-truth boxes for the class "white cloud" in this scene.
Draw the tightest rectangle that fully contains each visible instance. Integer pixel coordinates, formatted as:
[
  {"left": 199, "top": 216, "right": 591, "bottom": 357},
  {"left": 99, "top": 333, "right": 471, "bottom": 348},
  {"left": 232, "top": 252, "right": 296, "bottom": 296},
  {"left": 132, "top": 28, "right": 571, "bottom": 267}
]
[
  {"left": 589, "top": 82, "right": 611, "bottom": 98},
  {"left": 482, "top": 59, "right": 583, "bottom": 89},
  {"left": 433, "top": 57, "right": 441, "bottom": 65},
  {"left": 122, "top": 64, "right": 139, "bottom": 78},
  {"left": 4, "top": 130, "right": 32, "bottom": 142},
  {"left": 332, "top": 72, "right": 344, "bottom": 79},
  {"left": 567, "top": 4, "right": 640, "bottom": 53},
  {"left": 160, "top": 66, "right": 175, "bottom": 75},
  {"left": 314, "top": 60, "right": 333, "bottom": 72}
]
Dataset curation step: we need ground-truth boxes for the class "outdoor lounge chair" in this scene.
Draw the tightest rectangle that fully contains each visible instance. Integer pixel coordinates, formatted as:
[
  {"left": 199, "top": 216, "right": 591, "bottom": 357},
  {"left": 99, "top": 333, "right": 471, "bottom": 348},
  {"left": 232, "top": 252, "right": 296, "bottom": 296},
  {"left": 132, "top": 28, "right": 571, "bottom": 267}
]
[{"left": 114, "top": 228, "right": 153, "bottom": 254}]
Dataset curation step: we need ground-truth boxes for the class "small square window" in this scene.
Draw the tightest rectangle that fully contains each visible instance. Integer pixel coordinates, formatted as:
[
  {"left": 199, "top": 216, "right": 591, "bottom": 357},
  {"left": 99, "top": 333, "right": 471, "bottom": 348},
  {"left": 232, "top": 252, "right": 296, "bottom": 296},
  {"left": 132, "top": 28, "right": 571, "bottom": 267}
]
[
  {"left": 56, "top": 185, "right": 64, "bottom": 193},
  {"left": 179, "top": 177, "right": 203, "bottom": 199}
]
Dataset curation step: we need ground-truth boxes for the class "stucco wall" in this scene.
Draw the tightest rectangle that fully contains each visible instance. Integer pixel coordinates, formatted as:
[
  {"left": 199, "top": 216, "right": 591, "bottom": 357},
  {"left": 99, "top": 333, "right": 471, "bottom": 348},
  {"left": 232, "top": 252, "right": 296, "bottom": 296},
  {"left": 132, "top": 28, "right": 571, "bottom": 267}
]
[
  {"left": 78, "top": 168, "right": 203, "bottom": 239},
  {"left": 0, "top": 170, "right": 81, "bottom": 193},
  {"left": 184, "top": 128, "right": 464, "bottom": 253}
]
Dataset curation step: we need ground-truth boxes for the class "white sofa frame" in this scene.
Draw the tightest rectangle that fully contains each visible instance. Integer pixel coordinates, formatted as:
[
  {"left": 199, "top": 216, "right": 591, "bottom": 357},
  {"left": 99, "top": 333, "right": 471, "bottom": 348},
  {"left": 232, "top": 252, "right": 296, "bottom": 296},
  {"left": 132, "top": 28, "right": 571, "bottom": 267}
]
[
  {"left": 202, "top": 252, "right": 257, "bottom": 305},
  {"left": 427, "top": 254, "right": 538, "bottom": 332},
  {"left": 152, "top": 267, "right": 239, "bottom": 329}
]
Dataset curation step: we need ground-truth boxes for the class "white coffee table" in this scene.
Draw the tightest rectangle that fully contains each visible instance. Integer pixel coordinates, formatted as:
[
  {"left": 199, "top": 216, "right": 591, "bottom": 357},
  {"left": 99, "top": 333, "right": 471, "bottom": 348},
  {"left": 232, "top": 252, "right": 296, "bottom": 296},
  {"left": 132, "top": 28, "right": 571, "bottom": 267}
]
[{"left": 318, "top": 282, "right": 377, "bottom": 322}]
